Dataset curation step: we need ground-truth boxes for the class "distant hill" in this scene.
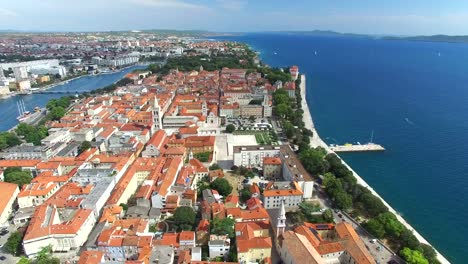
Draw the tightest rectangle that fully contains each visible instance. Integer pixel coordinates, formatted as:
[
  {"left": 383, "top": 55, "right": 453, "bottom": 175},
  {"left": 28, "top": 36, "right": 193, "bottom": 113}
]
[
  {"left": 261, "top": 30, "right": 371, "bottom": 38},
  {"left": 384, "top": 35, "right": 468, "bottom": 44}
]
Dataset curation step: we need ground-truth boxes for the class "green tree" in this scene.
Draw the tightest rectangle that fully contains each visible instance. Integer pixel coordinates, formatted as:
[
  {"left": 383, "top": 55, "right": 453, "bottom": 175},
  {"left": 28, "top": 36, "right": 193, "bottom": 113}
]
[
  {"left": 322, "top": 209, "right": 334, "bottom": 222},
  {"left": 78, "top": 141, "right": 92, "bottom": 154},
  {"left": 0, "top": 132, "right": 21, "bottom": 150},
  {"left": 334, "top": 191, "right": 353, "bottom": 210},
  {"left": 17, "top": 256, "right": 31, "bottom": 264},
  {"left": 298, "top": 147, "right": 328, "bottom": 175},
  {"left": 377, "top": 212, "right": 405, "bottom": 239},
  {"left": 48, "top": 106, "right": 66, "bottom": 121},
  {"left": 209, "top": 163, "right": 221, "bottom": 171},
  {"left": 418, "top": 244, "right": 439, "bottom": 264},
  {"left": 239, "top": 188, "right": 252, "bottom": 203},
  {"left": 274, "top": 103, "right": 290, "bottom": 118},
  {"left": 225, "top": 124, "right": 236, "bottom": 133},
  {"left": 119, "top": 203, "right": 128, "bottom": 211},
  {"left": 400, "top": 228, "right": 420, "bottom": 249},
  {"left": 210, "top": 178, "right": 233, "bottom": 197},
  {"left": 5, "top": 231, "right": 23, "bottom": 256},
  {"left": 35, "top": 245, "right": 60, "bottom": 264},
  {"left": 4, "top": 170, "right": 32, "bottom": 188},
  {"left": 400, "top": 247, "right": 429, "bottom": 264},
  {"left": 149, "top": 223, "right": 157, "bottom": 233},
  {"left": 194, "top": 152, "right": 211, "bottom": 162},
  {"left": 173, "top": 206, "right": 196, "bottom": 231},
  {"left": 211, "top": 217, "right": 235, "bottom": 237},
  {"left": 363, "top": 219, "right": 386, "bottom": 238},
  {"left": 355, "top": 191, "right": 388, "bottom": 217},
  {"left": 15, "top": 123, "right": 48, "bottom": 145}
]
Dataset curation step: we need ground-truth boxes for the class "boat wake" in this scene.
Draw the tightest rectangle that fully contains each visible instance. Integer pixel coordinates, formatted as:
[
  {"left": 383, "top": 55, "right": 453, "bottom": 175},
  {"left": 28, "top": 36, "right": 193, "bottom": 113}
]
[{"left": 404, "top": 117, "right": 415, "bottom": 126}]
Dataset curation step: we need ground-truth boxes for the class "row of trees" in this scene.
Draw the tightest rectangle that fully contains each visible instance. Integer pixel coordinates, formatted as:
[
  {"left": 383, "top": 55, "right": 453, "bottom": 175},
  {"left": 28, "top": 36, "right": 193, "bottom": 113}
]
[
  {"left": 258, "top": 67, "right": 292, "bottom": 84},
  {"left": 268, "top": 64, "right": 438, "bottom": 263},
  {"left": 272, "top": 78, "right": 313, "bottom": 150},
  {"left": 298, "top": 147, "right": 438, "bottom": 263},
  {"left": 15, "top": 123, "right": 49, "bottom": 146},
  {"left": 89, "top": 77, "right": 133, "bottom": 95}
]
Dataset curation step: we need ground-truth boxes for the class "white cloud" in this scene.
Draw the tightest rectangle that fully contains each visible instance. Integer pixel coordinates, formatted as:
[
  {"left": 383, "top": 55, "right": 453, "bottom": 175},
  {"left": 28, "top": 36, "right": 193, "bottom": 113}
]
[
  {"left": 128, "top": 0, "right": 207, "bottom": 9},
  {"left": 216, "top": 0, "right": 247, "bottom": 11},
  {"left": 0, "top": 8, "right": 19, "bottom": 17}
]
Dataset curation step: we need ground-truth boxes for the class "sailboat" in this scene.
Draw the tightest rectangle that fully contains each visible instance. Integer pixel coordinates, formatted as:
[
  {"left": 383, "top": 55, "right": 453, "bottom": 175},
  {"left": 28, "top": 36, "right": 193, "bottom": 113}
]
[
  {"left": 368, "top": 130, "right": 375, "bottom": 145},
  {"left": 16, "top": 99, "right": 31, "bottom": 122}
]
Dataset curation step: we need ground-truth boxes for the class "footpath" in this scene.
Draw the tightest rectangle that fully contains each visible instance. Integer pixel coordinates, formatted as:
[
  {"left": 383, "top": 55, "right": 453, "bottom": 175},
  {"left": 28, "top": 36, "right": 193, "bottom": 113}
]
[{"left": 299, "top": 74, "right": 450, "bottom": 264}]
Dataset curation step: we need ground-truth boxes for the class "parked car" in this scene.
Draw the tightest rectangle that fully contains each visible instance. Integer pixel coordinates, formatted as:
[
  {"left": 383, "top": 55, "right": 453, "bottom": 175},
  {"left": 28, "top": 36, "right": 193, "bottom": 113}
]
[{"left": 0, "top": 256, "right": 6, "bottom": 261}]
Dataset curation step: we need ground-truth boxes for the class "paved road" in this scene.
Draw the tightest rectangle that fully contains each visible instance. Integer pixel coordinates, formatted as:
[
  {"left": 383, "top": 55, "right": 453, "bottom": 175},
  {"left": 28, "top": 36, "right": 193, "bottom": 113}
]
[
  {"left": 313, "top": 185, "right": 403, "bottom": 264},
  {"left": 0, "top": 225, "right": 21, "bottom": 264}
]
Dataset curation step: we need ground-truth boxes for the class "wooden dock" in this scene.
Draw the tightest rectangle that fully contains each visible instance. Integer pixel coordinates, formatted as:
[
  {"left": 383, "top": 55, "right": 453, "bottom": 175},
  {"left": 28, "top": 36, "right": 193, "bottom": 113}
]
[{"left": 330, "top": 143, "right": 385, "bottom": 153}]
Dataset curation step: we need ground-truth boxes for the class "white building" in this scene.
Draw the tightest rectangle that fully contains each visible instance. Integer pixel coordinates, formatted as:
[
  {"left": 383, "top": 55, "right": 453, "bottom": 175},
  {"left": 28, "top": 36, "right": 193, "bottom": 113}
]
[
  {"left": 29, "top": 65, "right": 67, "bottom": 78},
  {"left": 262, "top": 181, "right": 304, "bottom": 210},
  {"left": 41, "top": 128, "right": 72, "bottom": 146},
  {"left": 0, "top": 59, "right": 60, "bottom": 72},
  {"left": 23, "top": 206, "right": 96, "bottom": 257},
  {"left": 0, "top": 182, "right": 19, "bottom": 226},
  {"left": 208, "top": 235, "right": 230, "bottom": 259},
  {"left": 233, "top": 145, "right": 282, "bottom": 167},
  {"left": 17, "top": 182, "right": 60, "bottom": 209}
]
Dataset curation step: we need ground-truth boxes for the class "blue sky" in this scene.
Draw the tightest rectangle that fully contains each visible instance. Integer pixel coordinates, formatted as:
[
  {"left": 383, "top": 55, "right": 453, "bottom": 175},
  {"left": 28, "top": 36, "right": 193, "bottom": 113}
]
[{"left": 1, "top": 0, "right": 468, "bottom": 35}]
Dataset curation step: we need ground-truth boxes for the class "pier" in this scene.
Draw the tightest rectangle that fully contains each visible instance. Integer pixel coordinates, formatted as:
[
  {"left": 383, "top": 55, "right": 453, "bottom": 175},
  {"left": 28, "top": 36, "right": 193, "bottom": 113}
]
[{"left": 330, "top": 143, "right": 385, "bottom": 152}]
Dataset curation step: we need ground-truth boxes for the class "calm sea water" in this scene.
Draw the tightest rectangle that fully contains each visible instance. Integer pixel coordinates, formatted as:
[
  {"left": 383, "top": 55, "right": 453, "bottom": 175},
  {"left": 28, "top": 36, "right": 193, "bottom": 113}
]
[
  {"left": 220, "top": 33, "right": 468, "bottom": 263},
  {"left": 0, "top": 65, "right": 145, "bottom": 131}
]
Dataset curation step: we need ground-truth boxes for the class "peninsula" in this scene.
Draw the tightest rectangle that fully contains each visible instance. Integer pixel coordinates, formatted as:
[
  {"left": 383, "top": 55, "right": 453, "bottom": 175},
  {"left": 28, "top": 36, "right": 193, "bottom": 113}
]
[{"left": 0, "top": 33, "right": 445, "bottom": 264}]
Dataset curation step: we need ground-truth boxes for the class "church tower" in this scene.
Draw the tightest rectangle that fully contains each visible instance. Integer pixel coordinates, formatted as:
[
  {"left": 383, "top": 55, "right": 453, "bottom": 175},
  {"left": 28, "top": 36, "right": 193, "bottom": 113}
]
[
  {"left": 201, "top": 100, "right": 208, "bottom": 117},
  {"left": 276, "top": 200, "right": 286, "bottom": 237}
]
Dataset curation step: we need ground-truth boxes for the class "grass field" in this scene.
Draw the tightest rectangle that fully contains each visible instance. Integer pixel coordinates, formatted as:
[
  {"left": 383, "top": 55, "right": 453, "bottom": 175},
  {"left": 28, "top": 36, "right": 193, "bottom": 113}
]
[{"left": 233, "top": 130, "right": 278, "bottom": 145}]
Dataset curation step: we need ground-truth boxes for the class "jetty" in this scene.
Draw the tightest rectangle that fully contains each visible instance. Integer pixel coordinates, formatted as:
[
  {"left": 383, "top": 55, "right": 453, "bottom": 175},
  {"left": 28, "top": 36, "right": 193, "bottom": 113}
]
[{"left": 330, "top": 143, "right": 385, "bottom": 152}]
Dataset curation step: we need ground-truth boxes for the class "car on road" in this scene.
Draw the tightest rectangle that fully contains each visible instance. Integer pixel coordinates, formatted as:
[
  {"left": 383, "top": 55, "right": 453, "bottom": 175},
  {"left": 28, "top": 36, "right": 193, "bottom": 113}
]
[
  {"left": 338, "top": 214, "right": 342, "bottom": 218},
  {"left": 370, "top": 239, "right": 377, "bottom": 243},
  {"left": 0, "top": 256, "right": 6, "bottom": 261}
]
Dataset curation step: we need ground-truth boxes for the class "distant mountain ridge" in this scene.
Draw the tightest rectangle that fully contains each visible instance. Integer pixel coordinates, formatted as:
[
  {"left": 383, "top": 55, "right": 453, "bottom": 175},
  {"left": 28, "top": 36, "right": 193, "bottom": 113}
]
[{"left": 383, "top": 34, "right": 468, "bottom": 43}]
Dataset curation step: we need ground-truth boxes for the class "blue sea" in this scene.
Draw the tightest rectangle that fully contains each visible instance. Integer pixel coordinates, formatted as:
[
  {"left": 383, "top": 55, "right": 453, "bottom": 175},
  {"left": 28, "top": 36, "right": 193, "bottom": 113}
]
[{"left": 219, "top": 33, "right": 468, "bottom": 263}]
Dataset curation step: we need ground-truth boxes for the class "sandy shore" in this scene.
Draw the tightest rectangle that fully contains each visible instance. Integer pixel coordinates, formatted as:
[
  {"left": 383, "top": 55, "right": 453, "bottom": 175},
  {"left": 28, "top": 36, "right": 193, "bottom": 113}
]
[{"left": 300, "top": 74, "right": 450, "bottom": 264}]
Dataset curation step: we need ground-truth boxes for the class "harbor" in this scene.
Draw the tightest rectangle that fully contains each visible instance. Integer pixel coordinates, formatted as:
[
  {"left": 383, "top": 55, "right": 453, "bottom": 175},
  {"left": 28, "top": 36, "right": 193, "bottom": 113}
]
[
  {"left": 330, "top": 143, "right": 385, "bottom": 152},
  {"left": 0, "top": 64, "right": 146, "bottom": 131}
]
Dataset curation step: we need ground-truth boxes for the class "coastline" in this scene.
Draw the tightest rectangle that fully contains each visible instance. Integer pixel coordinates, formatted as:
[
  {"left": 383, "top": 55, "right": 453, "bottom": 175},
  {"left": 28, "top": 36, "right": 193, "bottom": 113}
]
[{"left": 299, "top": 74, "right": 450, "bottom": 264}]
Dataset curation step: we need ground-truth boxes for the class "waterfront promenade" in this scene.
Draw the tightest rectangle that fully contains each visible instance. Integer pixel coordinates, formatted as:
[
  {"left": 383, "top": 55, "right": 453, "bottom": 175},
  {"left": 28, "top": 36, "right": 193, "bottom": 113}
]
[{"left": 300, "top": 74, "right": 450, "bottom": 264}]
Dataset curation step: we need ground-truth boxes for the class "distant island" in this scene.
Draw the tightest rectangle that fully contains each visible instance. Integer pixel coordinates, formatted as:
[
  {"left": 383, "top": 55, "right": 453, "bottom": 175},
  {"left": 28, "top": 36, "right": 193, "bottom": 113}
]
[{"left": 383, "top": 34, "right": 468, "bottom": 43}]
